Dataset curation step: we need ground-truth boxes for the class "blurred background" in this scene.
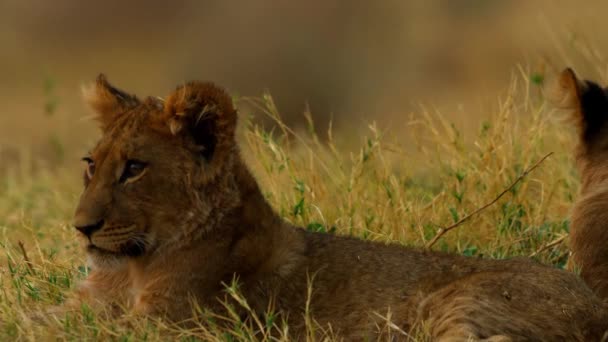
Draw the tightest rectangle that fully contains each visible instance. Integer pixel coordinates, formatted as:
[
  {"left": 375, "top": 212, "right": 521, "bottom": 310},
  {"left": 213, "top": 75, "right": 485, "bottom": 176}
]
[{"left": 1, "top": 0, "right": 608, "bottom": 167}]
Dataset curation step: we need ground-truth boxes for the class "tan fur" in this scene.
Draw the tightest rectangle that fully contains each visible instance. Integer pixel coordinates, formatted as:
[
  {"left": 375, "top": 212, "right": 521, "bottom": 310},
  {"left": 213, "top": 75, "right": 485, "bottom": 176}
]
[
  {"left": 553, "top": 68, "right": 608, "bottom": 301},
  {"left": 69, "top": 74, "right": 608, "bottom": 340}
]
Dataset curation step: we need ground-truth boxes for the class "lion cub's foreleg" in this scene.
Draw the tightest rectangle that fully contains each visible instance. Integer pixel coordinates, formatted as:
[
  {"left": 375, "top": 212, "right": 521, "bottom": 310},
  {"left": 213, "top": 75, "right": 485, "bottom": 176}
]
[
  {"left": 130, "top": 274, "right": 222, "bottom": 322},
  {"left": 128, "top": 260, "right": 226, "bottom": 322},
  {"left": 62, "top": 268, "right": 131, "bottom": 316}
]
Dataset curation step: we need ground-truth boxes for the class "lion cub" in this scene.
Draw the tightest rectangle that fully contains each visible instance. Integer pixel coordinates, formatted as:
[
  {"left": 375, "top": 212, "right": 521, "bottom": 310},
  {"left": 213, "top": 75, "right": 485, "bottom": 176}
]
[
  {"left": 555, "top": 68, "right": 608, "bottom": 301},
  {"left": 70, "top": 75, "right": 607, "bottom": 340}
]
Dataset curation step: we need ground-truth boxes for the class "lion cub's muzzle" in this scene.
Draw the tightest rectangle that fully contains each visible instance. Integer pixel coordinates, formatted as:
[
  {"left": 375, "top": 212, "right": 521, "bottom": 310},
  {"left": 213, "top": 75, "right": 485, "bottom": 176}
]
[
  {"left": 78, "top": 220, "right": 147, "bottom": 257},
  {"left": 74, "top": 219, "right": 104, "bottom": 238}
]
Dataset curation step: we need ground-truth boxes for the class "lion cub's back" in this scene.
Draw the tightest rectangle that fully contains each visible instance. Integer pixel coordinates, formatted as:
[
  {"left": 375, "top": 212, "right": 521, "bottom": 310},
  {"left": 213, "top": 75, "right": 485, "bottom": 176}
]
[{"left": 294, "top": 230, "right": 608, "bottom": 339}]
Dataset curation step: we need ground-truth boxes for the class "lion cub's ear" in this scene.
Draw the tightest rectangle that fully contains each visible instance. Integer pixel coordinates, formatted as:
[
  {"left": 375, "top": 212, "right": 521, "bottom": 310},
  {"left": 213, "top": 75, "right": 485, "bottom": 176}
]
[
  {"left": 552, "top": 68, "right": 608, "bottom": 145},
  {"left": 82, "top": 74, "right": 139, "bottom": 130},
  {"left": 162, "top": 81, "right": 237, "bottom": 163}
]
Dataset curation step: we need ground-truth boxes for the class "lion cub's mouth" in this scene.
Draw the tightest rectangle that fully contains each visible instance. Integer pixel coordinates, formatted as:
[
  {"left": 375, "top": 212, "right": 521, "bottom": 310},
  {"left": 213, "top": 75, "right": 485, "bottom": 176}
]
[
  {"left": 87, "top": 238, "right": 147, "bottom": 257},
  {"left": 87, "top": 244, "right": 115, "bottom": 255}
]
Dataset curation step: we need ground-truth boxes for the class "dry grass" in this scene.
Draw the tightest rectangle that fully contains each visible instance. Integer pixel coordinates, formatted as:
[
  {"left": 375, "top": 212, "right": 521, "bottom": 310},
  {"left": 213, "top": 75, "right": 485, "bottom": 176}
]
[{"left": 0, "top": 70, "right": 585, "bottom": 340}]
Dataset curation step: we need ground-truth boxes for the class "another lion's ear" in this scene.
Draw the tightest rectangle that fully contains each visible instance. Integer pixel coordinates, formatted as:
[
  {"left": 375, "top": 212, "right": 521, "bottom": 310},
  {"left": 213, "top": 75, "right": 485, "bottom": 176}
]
[
  {"left": 162, "top": 81, "right": 237, "bottom": 163},
  {"left": 550, "top": 68, "right": 608, "bottom": 145},
  {"left": 82, "top": 74, "right": 139, "bottom": 129}
]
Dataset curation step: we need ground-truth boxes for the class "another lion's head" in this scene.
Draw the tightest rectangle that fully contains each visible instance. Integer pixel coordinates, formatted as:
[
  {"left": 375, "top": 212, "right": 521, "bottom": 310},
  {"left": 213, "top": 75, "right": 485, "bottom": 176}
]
[{"left": 73, "top": 75, "right": 240, "bottom": 267}]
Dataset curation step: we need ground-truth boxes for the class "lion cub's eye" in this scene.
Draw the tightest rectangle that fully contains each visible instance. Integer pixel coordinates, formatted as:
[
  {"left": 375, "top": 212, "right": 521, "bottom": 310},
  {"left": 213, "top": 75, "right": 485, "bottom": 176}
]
[
  {"left": 82, "top": 157, "right": 96, "bottom": 179},
  {"left": 120, "top": 160, "right": 148, "bottom": 183}
]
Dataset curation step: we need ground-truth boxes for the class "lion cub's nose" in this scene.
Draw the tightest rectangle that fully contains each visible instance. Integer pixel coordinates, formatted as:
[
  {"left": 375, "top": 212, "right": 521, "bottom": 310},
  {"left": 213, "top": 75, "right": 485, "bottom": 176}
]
[{"left": 74, "top": 219, "right": 104, "bottom": 237}]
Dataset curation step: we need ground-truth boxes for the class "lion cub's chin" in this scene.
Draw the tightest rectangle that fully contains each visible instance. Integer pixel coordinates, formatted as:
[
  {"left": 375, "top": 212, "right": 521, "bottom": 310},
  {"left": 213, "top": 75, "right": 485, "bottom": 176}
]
[{"left": 86, "top": 246, "right": 129, "bottom": 270}]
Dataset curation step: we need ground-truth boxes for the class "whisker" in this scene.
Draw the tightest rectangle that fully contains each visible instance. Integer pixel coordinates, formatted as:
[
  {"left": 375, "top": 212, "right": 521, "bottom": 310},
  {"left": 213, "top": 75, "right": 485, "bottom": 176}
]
[{"left": 96, "top": 230, "right": 134, "bottom": 238}]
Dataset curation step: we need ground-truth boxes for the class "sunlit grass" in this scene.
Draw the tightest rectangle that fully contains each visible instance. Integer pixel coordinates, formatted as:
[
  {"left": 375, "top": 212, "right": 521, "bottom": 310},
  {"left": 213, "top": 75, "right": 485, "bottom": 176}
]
[{"left": 0, "top": 70, "right": 582, "bottom": 341}]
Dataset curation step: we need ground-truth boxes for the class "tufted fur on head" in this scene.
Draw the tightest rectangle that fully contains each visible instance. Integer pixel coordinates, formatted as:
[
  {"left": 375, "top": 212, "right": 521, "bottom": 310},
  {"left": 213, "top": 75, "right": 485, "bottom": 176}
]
[
  {"left": 82, "top": 74, "right": 140, "bottom": 130},
  {"left": 161, "top": 81, "right": 238, "bottom": 174}
]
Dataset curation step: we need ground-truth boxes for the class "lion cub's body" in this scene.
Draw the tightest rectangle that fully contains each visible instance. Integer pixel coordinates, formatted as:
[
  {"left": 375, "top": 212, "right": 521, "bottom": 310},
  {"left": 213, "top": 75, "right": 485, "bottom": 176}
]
[{"left": 70, "top": 75, "right": 608, "bottom": 340}]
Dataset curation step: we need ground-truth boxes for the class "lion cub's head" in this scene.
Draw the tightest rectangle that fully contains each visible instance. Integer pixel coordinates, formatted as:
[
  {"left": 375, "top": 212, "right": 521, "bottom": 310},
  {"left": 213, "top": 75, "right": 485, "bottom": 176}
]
[{"left": 74, "top": 75, "right": 239, "bottom": 266}]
